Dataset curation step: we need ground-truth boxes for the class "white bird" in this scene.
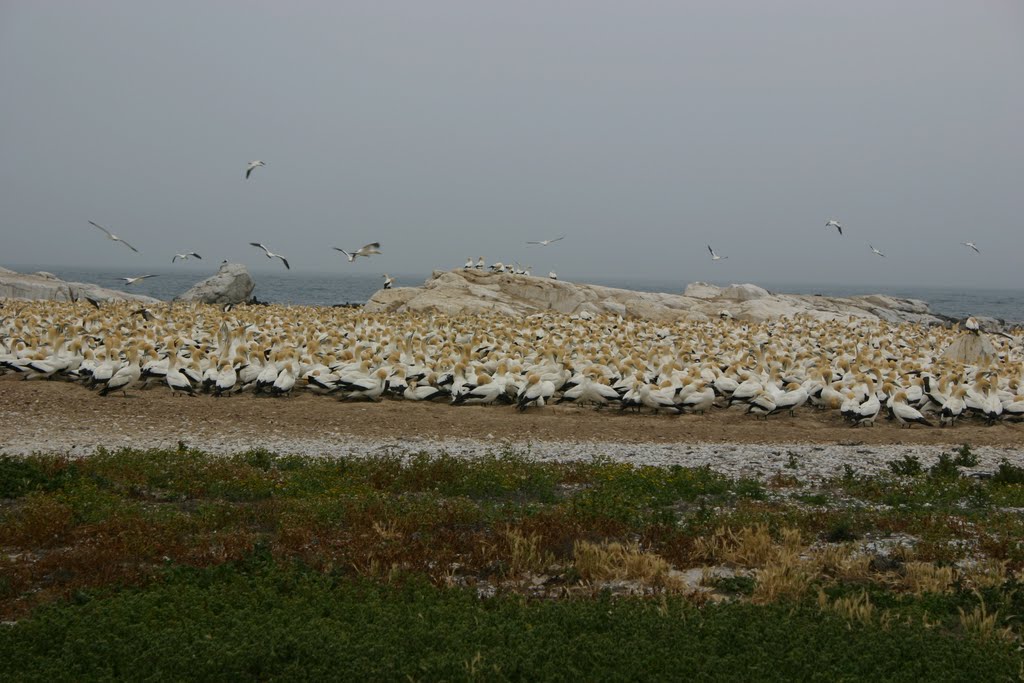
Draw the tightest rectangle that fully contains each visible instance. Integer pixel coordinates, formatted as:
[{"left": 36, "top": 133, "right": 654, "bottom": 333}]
[
  {"left": 119, "top": 275, "right": 158, "bottom": 286},
  {"left": 707, "top": 245, "right": 728, "bottom": 261},
  {"left": 172, "top": 252, "right": 202, "bottom": 263},
  {"left": 334, "top": 243, "right": 382, "bottom": 262},
  {"left": 964, "top": 317, "right": 980, "bottom": 333},
  {"left": 464, "top": 257, "right": 474, "bottom": 270},
  {"left": 249, "top": 242, "right": 290, "bottom": 269},
  {"left": 382, "top": 273, "right": 394, "bottom": 289},
  {"left": 245, "top": 160, "right": 265, "bottom": 179},
  {"left": 88, "top": 221, "right": 139, "bottom": 253},
  {"left": 475, "top": 256, "right": 485, "bottom": 269},
  {"left": 892, "top": 391, "right": 933, "bottom": 428},
  {"left": 960, "top": 241, "right": 980, "bottom": 254},
  {"left": 548, "top": 271, "right": 558, "bottom": 280},
  {"left": 527, "top": 235, "right": 565, "bottom": 247},
  {"left": 825, "top": 219, "right": 843, "bottom": 235},
  {"left": 869, "top": 245, "right": 886, "bottom": 258}
]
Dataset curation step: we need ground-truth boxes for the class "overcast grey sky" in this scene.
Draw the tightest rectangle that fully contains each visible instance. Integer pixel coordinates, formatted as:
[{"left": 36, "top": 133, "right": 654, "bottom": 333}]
[{"left": 1, "top": 1, "right": 1021, "bottom": 287}]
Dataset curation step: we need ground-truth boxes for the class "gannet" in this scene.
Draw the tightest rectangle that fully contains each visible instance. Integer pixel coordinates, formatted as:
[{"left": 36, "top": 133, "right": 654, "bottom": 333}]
[
  {"left": 825, "top": 219, "right": 843, "bottom": 235},
  {"left": 334, "top": 243, "right": 382, "bottom": 262},
  {"left": 548, "top": 271, "right": 558, "bottom": 280},
  {"left": 960, "top": 241, "right": 980, "bottom": 254},
  {"left": 119, "top": 275, "right": 158, "bottom": 286},
  {"left": 464, "top": 257, "right": 473, "bottom": 269},
  {"left": 891, "top": 391, "right": 933, "bottom": 427},
  {"left": 516, "top": 373, "right": 554, "bottom": 411},
  {"left": 869, "top": 245, "right": 886, "bottom": 258},
  {"left": 249, "top": 242, "right": 291, "bottom": 269},
  {"left": 526, "top": 235, "right": 565, "bottom": 247},
  {"left": 707, "top": 245, "right": 728, "bottom": 261},
  {"left": 245, "top": 160, "right": 265, "bottom": 179},
  {"left": 172, "top": 252, "right": 202, "bottom": 263},
  {"left": 475, "top": 257, "right": 485, "bottom": 269},
  {"left": 88, "top": 221, "right": 139, "bottom": 253},
  {"left": 382, "top": 274, "right": 394, "bottom": 289}
]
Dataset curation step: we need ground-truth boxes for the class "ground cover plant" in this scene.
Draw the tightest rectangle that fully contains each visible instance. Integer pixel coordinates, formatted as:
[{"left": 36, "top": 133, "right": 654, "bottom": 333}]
[{"left": 2, "top": 445, "right": 1023, "bottom": 680}]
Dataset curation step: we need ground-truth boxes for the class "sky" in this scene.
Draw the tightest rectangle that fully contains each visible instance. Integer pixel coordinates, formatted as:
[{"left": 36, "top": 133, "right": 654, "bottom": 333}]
[{"left": 1, "top": 1, "right": 1022, "bottom": 288}]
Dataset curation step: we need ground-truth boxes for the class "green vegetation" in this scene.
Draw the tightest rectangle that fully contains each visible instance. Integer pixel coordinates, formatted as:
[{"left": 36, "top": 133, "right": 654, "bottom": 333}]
[{"left": 2, "top": 447, "right": 1023, "bottom": 679}]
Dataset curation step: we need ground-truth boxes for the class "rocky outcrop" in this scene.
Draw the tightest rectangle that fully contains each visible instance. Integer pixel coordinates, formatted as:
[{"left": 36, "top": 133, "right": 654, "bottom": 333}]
[
  {"left": 941, "top": 333, "right": 999, "bottom": 365},
  {"left": 365, "top": 270, "right": 957, "bottom": 326},
  {"left": 174, "top": 263, "right": 255, "bottom": 305},
  {"left": 0, "top": 268, "right": 159, "bottom": 303}
]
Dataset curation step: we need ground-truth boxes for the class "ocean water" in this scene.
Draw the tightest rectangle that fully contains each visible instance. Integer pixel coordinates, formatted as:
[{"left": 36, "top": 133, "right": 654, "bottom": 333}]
[{"left": 8, "top": 264, "right": 1023, "bottom": 324}]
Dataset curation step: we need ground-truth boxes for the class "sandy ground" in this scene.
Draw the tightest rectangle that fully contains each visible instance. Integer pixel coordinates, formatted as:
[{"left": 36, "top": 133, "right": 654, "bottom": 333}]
[{"left": 2, "top": 374, "right": 1022, "bottom": 451}]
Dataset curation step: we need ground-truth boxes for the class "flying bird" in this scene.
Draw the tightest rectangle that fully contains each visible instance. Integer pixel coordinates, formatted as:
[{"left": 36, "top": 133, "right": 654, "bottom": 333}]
[
  {"left": 825, "top": 219, "right": 843, "bottom": 235},
  {"left": 333, "top": 243, "right": 382, "bottom": 262},
  {"left": 88, "top": 221, "right": 139, "bottom": 253},
  {"left": 245, "top": 160, "right": 265, "bottom": 179},
  {"left": 869, "top": 245, "right": 886, "bottom": 258},
  {"left": 707, "top": 245, "right": 728, "bottom": 261},
  {"left": 172, "top": 252, "right": 202, "bottom": 263},
  {"left": 249, "top": 242, "right": 290, "bottom": 269},
  {"left": 527, "top": 235, "right": 565, "bottom": 247},
  {"left": 382, "top": 273, "right": 394, "bottom": 289},
  {"left": 119, "top": 274, "right": 158, "bottom": 286},
  {"left": 960, "top": 241, "right": 980, "bottom": 254}
]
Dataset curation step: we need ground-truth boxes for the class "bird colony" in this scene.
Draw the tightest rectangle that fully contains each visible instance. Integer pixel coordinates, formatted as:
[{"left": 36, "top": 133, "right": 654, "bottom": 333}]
[{"left": 2, "top": 300, "right": 1022, "bottom": 427}]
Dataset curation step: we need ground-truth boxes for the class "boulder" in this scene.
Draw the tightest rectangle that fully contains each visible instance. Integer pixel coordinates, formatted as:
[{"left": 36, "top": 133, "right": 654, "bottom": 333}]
[
  {"left": 941, "top": 333, "right": 998, "bottom": 365},
  {"left": 175, "top": 263, "right": 255, "bottom": 305},
  {"left": 364, "top": 269, "right": 957, "bottom": 326},
  {"left": 720, "top": 284, "right": 770, "bottom": 301},
  {"left": 682, "top": 282, "right": 722, "bottom": 299},
  {"left": 0, "top": 267, "right": 159, "bottom": 303}
]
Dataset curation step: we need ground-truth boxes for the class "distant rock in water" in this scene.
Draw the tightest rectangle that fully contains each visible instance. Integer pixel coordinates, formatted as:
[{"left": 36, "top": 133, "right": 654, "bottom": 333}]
[
  {"left": 175, "top": 263, "right": 255, "bottom": 305},
  {"left": 0, "top": 266, "right": 159, "bottom": 303},
  {"left": 365, "top": 270, "right": 955, "bottom": 326}
]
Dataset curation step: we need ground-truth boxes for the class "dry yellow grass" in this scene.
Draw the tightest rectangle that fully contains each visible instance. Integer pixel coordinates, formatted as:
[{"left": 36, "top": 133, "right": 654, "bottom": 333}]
[
  {"left": 902, "top": 562, "right": 956, "bottom": 595},
  {"left": 572, "top": 540, "right": 681, "bottom": 590}
]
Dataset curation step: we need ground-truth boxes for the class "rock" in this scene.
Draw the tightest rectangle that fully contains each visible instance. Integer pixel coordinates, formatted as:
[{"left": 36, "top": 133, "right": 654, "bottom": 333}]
[
  {"left": 175, "top": 263, "right": 255, "bottom": 305},
  {"left": 720, "top": 284, "right": 770, "bottom": 301},
  {"left": 941, "top": 333, "right": 998, "bottom": 365},
  {"left": 364, "top": 269, "right": 954, "bottom": 326},
  {"left": 0, "top": 267, "right": 159, "bottom": 303},
  {"left": 683, "top": 282, "right": 722, "bottom": 299}
]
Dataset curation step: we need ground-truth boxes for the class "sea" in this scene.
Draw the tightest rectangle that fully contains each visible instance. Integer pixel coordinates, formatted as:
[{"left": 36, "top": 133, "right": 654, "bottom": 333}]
[{"left": 9, "top": 264, "right": 1024, "bottom": 324}]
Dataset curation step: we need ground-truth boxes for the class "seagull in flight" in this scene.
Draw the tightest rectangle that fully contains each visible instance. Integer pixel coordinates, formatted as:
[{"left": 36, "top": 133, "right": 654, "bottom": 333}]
[
  {"left": 119, "top": 274, "right": 158, "bottom": 286},
  {"left": 245, "top": 160, "right": 265, "bottom": 180},
  {"left": 527, "top": 235, "right": 565, "bottom": 247},
  {"left": 960, "top": 241, "right": 980, "bottom": 254},
  {"left": 707, "top": 245, "right": 728, "bottom": 261},
  {"left": 249, "top": 242, "right": 290, "bottom": 269},
  {"left": 172, "top": 252, "right": 202, "bottom": 263},
  {"left": 88, "top": 221, "right": 139, "bottom": 253},
  {"left": 825, "top": 219, "right": 843, "bottom": 235},
  {"left": 334, "top": 243, "right": 382, "bottom": 262},
  {"left": 869, "top": 245, "right": 886, "bottom": 258}
]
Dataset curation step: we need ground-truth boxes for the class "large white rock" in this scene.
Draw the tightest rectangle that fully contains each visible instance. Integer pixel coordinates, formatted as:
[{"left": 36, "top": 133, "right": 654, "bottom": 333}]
[
  {"left": 682, "top": 282, "right": 722, "bottom": 299},
  {"left": 720, "top": 284, "right": 770, "bottom": 301},
  {"left": 0, "top": 267, "right": 159, "bottom": 303},
  {"left": 175, "top": 263, "right": 255, "bottom": 305},
  {"left": 941, "top": 333, "right": 998, "bottom": 365},
  {"left": 364, "top": 269, "right": 953, "bottom": 326}
]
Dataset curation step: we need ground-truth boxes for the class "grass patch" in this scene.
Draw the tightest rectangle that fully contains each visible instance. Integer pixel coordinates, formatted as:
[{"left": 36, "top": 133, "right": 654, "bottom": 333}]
[
  {"left": 2, "top": 447, "right": 1023, "bottom": 676},
  {"left": 1, "top": 562, "right": 1020, "bottom": 682}
]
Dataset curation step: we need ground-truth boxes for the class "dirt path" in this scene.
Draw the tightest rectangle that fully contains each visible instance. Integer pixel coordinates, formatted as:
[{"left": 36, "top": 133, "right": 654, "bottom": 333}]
[{"left": 2, "top": 375, "right": 1022, "bottom": 452}]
